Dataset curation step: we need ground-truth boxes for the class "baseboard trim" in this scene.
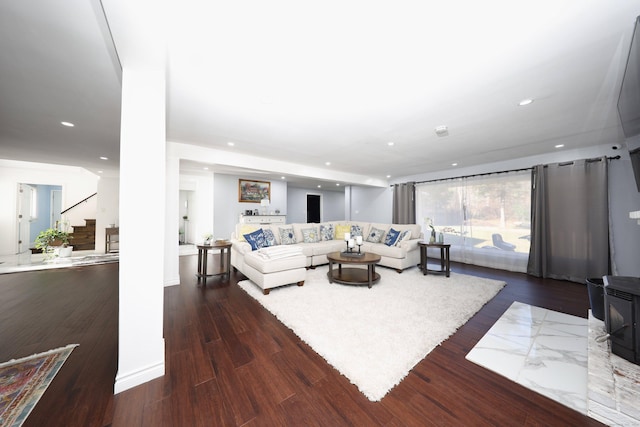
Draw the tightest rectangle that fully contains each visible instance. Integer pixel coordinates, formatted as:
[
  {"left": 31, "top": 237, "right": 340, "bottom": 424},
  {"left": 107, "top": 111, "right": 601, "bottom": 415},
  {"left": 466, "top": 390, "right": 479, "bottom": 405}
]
[
  {"left": 114, "top": 358, "right": 165, "bottom": 394},
  {"left": 164, "top": 276, "right": 180, "bottom": 287}
]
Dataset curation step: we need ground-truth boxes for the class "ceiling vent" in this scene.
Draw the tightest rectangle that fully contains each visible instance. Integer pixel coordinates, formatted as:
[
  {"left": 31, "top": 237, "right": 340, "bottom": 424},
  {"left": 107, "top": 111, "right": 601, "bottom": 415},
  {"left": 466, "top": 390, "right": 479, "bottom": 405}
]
[{"left": 435, "top": 125, "right": 449, "bottom": 137}]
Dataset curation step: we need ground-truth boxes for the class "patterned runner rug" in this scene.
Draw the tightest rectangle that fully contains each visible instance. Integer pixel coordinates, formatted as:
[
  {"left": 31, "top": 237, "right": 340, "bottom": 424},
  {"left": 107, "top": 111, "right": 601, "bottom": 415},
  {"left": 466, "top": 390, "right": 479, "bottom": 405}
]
[{"left": 0, "top": 344, "right": 78, "bottom": 427}]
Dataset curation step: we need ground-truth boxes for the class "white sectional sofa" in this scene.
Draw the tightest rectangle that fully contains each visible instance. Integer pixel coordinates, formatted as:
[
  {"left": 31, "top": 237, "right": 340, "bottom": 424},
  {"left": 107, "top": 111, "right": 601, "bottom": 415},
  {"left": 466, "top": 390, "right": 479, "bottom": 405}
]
[{"left": 230, "top": 221, "right": 423, "bottom": 294}]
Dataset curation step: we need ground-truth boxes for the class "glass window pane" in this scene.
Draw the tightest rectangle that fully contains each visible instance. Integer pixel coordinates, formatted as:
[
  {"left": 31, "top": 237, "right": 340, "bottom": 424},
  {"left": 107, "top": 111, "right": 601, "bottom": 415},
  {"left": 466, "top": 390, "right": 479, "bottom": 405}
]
[{"left": 416, "top": 170, "right": 531, "bottom": 272}]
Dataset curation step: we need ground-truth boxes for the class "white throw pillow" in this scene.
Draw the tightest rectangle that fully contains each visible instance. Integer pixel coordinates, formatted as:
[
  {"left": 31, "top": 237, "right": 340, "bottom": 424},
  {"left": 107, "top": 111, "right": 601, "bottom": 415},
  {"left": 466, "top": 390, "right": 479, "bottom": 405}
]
[{"left": 366, "top": 227, "right": 386, "bottom": 243}]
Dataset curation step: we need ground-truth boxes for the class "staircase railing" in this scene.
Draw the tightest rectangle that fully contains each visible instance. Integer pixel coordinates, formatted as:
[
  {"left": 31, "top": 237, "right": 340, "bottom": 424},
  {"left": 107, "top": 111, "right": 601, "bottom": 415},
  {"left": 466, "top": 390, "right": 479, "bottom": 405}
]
[{"left": 61, "top": 192, "right": 97, "bottom": 215}]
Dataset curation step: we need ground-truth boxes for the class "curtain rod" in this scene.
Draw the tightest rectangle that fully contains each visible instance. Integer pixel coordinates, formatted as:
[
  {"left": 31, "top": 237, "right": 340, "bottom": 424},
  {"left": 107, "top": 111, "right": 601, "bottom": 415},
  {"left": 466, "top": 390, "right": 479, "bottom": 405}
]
[{"left": 393, "top": 155, "right": 621, "bottom": 187}]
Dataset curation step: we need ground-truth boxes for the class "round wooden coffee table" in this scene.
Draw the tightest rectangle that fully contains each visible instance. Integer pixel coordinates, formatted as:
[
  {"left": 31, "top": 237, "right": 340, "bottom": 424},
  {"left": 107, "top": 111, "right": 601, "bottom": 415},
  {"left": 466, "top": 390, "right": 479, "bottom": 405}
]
[{"left": 326, "top": 251, "right": 381, "bottom": 288}]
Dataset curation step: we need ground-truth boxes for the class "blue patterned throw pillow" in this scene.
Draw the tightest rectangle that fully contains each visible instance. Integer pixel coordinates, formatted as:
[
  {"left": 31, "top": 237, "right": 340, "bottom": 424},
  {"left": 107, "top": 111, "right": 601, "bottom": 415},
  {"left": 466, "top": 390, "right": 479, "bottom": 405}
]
[
  {"left": 366, "top": 227, "right": 386, "bottom": 243},
  {"left": 350, "top": 224, "right": 363, "bottom": 237},
  {"left": 395, "top": 229, "right": 412, "bottom": 246},
  {"left": 279, "top": 227, "right": 297, "bottom": 245},
  {"left": 302, "top": 227, "right": 319, "bottom": 243},
  {"left": 244, "top": 228, "right": 267, "bottom": 251},
  {"left": 384, "top": 228, "right": 401, "bottom": 246},
  {"left": 320, "top": 224, "right": 334, "bottom": 241},
  {"left": 263, "top": 228, "right": 276, "bottom": 246}
]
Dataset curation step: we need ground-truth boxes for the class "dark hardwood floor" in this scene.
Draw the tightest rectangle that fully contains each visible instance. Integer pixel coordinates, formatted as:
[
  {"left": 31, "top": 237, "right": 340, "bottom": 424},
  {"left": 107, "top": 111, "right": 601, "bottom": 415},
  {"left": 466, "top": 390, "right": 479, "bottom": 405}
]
[{"left": 0, "top": 255, "right": 605, "bottom": 426}]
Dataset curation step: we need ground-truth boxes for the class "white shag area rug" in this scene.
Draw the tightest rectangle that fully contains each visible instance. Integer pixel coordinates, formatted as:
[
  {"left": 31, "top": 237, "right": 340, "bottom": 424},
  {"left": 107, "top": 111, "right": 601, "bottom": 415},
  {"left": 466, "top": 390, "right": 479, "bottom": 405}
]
[{"left": 238, "top": 265, "right": 505, "bottom": 401}]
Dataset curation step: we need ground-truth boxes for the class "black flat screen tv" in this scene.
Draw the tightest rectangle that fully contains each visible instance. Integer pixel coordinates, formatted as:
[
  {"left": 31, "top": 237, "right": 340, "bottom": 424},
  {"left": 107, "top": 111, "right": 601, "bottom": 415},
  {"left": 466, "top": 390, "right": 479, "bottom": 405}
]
[
  {"left": 617, "top": 16, "right": 640, "bottom": 192},
  {"left": 630, "top": 147, "right": 640, "bottom": 192},
  {"left": 618, "top": 16, "right": 640, "bottom": 139}
]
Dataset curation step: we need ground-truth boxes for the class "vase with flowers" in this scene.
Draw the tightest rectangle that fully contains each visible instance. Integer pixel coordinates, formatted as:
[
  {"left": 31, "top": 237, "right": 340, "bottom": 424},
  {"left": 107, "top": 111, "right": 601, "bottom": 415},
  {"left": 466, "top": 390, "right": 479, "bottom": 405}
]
[
  {"left": 425, "top": 217, "right": 436, "bottom": 243},
  {"left": 202, "top": 232, "right": 213, "bottom": 245}
]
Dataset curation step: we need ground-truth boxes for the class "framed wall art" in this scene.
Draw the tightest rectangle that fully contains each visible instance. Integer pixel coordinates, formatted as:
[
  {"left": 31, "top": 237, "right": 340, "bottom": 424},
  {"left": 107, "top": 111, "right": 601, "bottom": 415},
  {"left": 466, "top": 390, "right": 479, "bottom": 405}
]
[{"left": 238, "top": 179, "right": 270, "bottom": 203}]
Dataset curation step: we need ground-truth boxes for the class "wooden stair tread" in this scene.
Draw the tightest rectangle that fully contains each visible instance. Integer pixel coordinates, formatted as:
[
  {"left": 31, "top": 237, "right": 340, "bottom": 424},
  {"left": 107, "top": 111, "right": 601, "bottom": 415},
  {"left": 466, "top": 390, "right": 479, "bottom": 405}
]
[{"left": 68, "top": 218, "right": 96, "bottom": 251}]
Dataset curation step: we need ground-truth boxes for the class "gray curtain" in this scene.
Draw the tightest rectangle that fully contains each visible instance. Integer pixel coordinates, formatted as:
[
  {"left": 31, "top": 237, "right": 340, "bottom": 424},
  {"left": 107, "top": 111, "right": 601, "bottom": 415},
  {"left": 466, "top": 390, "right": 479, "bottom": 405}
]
[
  {"left": 392, "top": 182, "right": 416, "bottom": 224},
  {"left": 527, "top": 158, "right": 609, "bottom": 282}
]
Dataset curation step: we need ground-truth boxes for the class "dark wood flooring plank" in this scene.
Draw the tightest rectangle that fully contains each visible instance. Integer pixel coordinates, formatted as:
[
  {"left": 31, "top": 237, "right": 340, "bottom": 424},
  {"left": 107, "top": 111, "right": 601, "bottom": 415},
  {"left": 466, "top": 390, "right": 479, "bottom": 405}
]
[
  {"left": 207, "top": 339, "right": 259, "bottom": 425},
  {"left": 0, "top": 254, "right": 609, "bottom": 426},
  {"left": 193, "top": 379, "right": 237, "bottom": 427}
]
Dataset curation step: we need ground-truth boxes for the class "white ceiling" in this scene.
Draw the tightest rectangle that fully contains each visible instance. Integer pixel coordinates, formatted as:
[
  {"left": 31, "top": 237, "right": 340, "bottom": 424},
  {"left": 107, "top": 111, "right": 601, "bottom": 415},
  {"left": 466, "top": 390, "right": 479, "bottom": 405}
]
[{"left": 1, "top": 0, "right": 639, "bottom": 188}]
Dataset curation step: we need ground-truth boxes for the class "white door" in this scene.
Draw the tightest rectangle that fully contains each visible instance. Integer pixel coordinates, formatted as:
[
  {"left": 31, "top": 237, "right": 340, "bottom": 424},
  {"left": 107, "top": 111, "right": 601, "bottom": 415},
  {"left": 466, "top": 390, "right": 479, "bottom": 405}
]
[
  {"left": 51, "top": 190, "right": 62, "bottom": 228},
  {"left": 17, "top": 183, "right": 33, "bottom": 254}
]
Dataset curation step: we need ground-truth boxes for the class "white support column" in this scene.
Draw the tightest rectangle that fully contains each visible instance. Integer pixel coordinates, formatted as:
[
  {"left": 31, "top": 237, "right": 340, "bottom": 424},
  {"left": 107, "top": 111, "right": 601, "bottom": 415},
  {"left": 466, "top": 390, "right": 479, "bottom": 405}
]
[
  {"left": 114, "top": 67, "right": 166, "bottom": 393},
  {"left": 101, "top": 0, "right": 168, "bottom": 393}
]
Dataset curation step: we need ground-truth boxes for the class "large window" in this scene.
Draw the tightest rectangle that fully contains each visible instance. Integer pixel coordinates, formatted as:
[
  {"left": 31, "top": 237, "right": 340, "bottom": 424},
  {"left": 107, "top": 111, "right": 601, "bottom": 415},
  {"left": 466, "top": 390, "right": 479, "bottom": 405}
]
[{"left": 416, "top": 170, "right": 531, "bottom": 272}]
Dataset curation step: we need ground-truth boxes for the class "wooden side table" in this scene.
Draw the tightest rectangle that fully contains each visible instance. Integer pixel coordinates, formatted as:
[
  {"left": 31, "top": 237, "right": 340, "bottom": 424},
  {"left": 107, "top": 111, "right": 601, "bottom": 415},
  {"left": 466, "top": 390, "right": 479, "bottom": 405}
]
[
  {"left": 196, "top": 241, "right": 232, "bottom": 284},
  {"left": 105, "top": 227, "right": 119, "bottom": 253},
  {"left": 418, "top": 242, "right": 451, "bottom": 277}
]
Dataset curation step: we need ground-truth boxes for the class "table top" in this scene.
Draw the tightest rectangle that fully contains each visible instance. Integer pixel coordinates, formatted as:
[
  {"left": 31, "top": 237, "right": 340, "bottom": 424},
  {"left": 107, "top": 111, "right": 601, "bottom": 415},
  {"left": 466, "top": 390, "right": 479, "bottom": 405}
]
[
  {"left": 197, "top": 241, "right": 232, "bottom": 249},
  {"left": 418, "top": 241, "right": 451, "bottom": 248},
  {"left": 327, "top": 251, "right": 381, "bottom": 264}
]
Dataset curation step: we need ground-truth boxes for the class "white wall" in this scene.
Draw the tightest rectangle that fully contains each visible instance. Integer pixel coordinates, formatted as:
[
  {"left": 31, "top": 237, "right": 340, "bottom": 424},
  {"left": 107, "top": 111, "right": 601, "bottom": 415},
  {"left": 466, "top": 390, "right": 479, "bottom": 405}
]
[
  {"left": 0, "top": 159, "right": 98, "bottom": 255},
  {"left": 349, "top": 185, "right": 393, "bottom": 224},
  {"left": 214, "top": 173, "right": 288, "bottom": 238},
  {"left": 321, "top": 190, "right": 345, "bottom": 222},
  {"left": 286, "top": 187, "right": 345, "bottom": 223}
]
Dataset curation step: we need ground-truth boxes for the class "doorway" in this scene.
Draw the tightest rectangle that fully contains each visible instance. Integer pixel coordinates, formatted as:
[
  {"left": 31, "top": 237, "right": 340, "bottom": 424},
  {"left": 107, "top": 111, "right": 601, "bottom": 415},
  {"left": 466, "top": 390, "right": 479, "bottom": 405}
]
[
  {"left": 306, "top": 193, "right": 321, "bottom": 223},
  {"left": 179, "top": 190, "right": 195, "bottom": 244},
  {"left": 16, "top": 183, "right": 63, "bottom": 253}
]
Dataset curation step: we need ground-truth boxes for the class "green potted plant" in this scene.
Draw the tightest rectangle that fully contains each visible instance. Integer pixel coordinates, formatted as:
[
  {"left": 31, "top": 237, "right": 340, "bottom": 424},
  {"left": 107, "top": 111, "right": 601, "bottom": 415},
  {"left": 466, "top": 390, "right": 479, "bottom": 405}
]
[{"left": 35, "top": 228, "right": 73, "bottom": 259}]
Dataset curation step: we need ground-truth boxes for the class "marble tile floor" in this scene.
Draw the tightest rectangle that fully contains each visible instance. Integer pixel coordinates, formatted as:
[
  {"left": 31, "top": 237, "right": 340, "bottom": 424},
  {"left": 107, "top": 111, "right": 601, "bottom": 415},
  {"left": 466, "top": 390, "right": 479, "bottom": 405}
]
[
  {"left": 466, "top": 301, "right": 589, "bottom": 415},
  {"left": 0, "top": 244, "right": 200, "bottom": 275},
  {"left": 0, "top": 249, "right": 118, "bottom": 274}
]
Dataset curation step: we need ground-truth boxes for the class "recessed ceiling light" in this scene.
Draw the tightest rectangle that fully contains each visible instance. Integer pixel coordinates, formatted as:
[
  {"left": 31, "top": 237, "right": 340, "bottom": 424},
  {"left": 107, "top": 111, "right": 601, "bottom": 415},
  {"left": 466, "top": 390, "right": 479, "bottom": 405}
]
[
  {"left": 336, "top": 183, "right": 340, "bottom": 186},
  {"left": 227, "top": 142, "right": 235, "bottom": 147},
  {"left": 100, "top": 156, "right": 108, "bottom": 160},
  {"left": 451, "top": 163, "right": 458, "bottom": 166},
  {"left": 555, "top": 144, "right": 564, "bottom": 148},
  {"left": 97, "top": 170, "right": 103, "bottom": 174},
  {"left": 317, "top": 185, "right": 322, "bottom": 188},
  {"left": 281, "top": 176, "right": 286, "bottom": 180},
  {"left": 325, "top": 162, "right": 331, "bottom": 166},
  {"left": 386, "top": 175, "right": 391, "bottom": 178},
  {"left": 387, "top": 142, "right": 394, "bottom": 146},
  {"left": 518, "top": 99, "right": 534, "bottom": 106},
  {"left": 435, "top": 125, "right": 449, "bottom": 137},
  {"left": 61, "top": 121, "right": 74, "bottom": 127},
  {"left": 203, "top": 167, "right": 209, "bottom": 170}
]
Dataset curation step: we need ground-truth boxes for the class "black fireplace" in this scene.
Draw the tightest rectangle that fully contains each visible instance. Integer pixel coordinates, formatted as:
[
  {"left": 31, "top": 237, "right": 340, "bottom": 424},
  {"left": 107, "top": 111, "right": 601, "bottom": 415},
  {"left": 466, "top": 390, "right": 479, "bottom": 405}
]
[{"left": 603, "top": 276, "right": 640, "bottom": 365}]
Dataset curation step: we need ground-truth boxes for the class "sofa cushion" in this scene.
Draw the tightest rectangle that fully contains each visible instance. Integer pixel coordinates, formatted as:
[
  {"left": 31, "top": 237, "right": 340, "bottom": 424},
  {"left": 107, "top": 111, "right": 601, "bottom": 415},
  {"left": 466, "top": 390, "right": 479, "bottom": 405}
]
[
  {"left": 384, "top": 228, "right": 401, "bottom": 246},
  {"left": 364, "top": 242, "right": 407, "bottom": 258},
  {"left": 245, "top": 249, "right": 306, "bottom": 274},
  {"left": 350, "top": 224, "right": 364, "bottom": 237},
  {"left": 263, "top": 228, "right": 277, "bottom": 246},
  {"left": 309, "top": 240, "right": 344, "bottom": 256},
  {"left": 334, "top": 224, "right": 351, "bottom": 240},
  {"left": 395, "top": 229, "right": 412, "bottom": 246},
  {"left": 244, "top": 228, "right": 268, "bottom": 250},
  {"left": 366, "top": 227, "right": 386, "bottom": 243},
  {"left": 302, "top": 227, "right": 319, "bottom": 243},
  {"left": 278, "top": 227, "right": 297, "bottom": 245},
  {"left": 238, "top": 224, "right": 259, "bottom": 241},
  {"left": 319, "top": 224, "right": 334, "bottom": 241}
]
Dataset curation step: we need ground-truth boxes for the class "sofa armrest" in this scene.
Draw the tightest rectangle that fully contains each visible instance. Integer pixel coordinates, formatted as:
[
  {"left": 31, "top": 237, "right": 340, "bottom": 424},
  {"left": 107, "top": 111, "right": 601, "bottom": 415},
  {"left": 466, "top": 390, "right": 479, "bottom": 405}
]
[
  {"left": 231, "top": 239, "right": 253, "bottom": 255},
  {"left": 399, "top": 238, "right": 421, "bottom": 251}
]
